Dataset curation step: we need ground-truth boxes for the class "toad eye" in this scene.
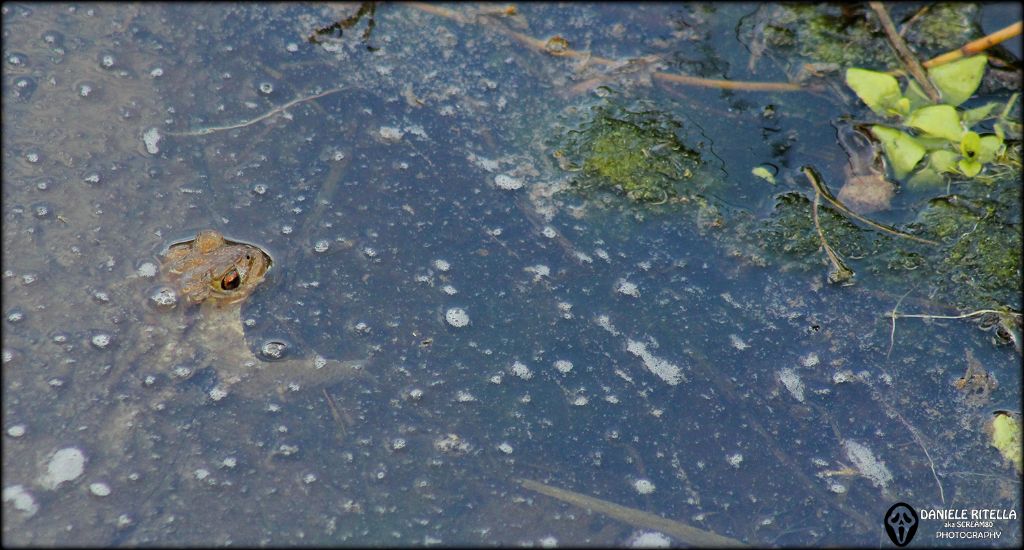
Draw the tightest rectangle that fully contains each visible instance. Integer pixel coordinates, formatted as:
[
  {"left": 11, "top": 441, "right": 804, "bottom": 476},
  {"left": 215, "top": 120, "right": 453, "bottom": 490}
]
[{"left": 221, "top": 268, "right": 241, "bottom": 290}]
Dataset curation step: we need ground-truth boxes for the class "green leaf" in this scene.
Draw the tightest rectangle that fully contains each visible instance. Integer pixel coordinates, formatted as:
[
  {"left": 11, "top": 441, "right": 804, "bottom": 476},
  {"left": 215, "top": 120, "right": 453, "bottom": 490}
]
[
  {"left": 929, "top": 150, "right": 960, "bottom": 173},
  {"left": 845, "top": 68, "right": 903, "bottom": 116},
  {"left": 977, "top": 134, "right": 1004, "bottom": 165},
  {"left": 907, "top": 166, "right": 945, "bottom": 189},
  {"left": 960, "top": 131, "right": 981, "bottom": 159},
  {"left": 751, "top": 166, "right": 776, "bottom": 185},
  {"left": 962, "top": 102, "right": 999, "bottom": 127},
  {"left": 928, "top": 55, "right": 988, "bottom": 106},
  {"left": 907, "top": 105, "right": 963, "bottom": 141},
  {"left": 903, "top": 79, "right": 931, "bottom": 111},
  {"left": 871, "top": 125, "right": 927, "bottom": 178},
  {"left": 916, "top": 136, "right": 953, "bottom": 151},
  {"left": 958, "top": 158, "right": 982, "bottom": 177}
]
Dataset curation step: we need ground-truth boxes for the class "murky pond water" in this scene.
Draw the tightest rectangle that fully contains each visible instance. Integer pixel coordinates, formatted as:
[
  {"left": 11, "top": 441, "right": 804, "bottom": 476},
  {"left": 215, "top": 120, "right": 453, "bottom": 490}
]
[{"left": 4, "top": 3, "right": 1021, "bottom": 546}]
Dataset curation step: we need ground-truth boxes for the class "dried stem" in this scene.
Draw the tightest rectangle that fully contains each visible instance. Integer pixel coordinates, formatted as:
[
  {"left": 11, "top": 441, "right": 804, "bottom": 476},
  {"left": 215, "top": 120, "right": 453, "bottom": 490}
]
[
  {"left": 802, "top": 167, "right": 939, "bottom": 246},
  {"left": 404, "top": 2, "right": 805, "bottom": 92},
  {"left": 923, "top": 21, "right": 1023, "bottom": 68},
  {"left": 869, "top": 2, "right": 941, "bottom": 102}
]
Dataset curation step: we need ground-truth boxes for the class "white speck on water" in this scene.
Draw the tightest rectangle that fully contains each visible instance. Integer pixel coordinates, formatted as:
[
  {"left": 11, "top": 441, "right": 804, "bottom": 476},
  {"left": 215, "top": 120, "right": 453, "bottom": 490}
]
[
  {"left": 78, "top": 83, "right": 93, "bottom": 97},
  {"left": 843, "top": 439, "right": 892, "bottom": 489},
  {"left": 625, "top": 340, "right": 684, "bottom": 385},
  {"left": 261, "top": 341, "right": 286, "bottom": 359},
  {"left": 433, "top": 259, "right": 450, "bottom": 272},
  {"left": 779, "top": 368, "right": 805, "bottom": 402},
  {"left": 729, "top": 334, "right": 749, "bottom": 350},
  {"left": 524, "top": 264, "right": 550, "bottom": 282},
  {"left": 7, "top": 311, "right": 24, "bottom": 323},
  {"left": 541, "top": 226, "right": 557, "bottom": 239},
  {"left": 313, "top": 239, "right": 330, "bottom": 253},
  {"left": 489, "top": 375, "right": 502, "bottom": 384},
  {"left": 40, "top": 447, "right": 86, "bottom": 490},
  {"left": 150, "top": 287, "right": 177, "bottom": 307},
  {"left": 83, "top": 173, "right": 100, "bottom": 184},
  {"left": 605, "top": 395, "right": 620, "bottom": 404},
  {"left": 510, "top": 361, "right": 533, "bottom": 380},
  {"left": 615, "top": 279, "right": 640, "bottom": 297},
  {"left": 89, "top": 482, "right": 111, "bottom": 497},
  {"left": 571, "top": 395, "right": 589, "bottom": 406},
  {"left": 445, "top": 307, "right": 469, "bottom": 327},
  {"left": 2, "top": 485, "right": 38, "bottom": 517},
  {"left": 628, "top": 531, "right": 672, "bottom": 548},
  {"left": 286, "top": 42, "right": 299, "bottom": 52},
  {"left": 539, "top": 535, "right": 559, "bottom": 548},
  {"left": 90, "top": 333, "right": 111, "bottom": 349},
  {"left": 455, "top": 391, "right": 476, "bottom": 403},
  {"left": 633, "top": 479, "right": 655, "bottom": 494},
  {"left": 494, "top": 173, "right": 523, "bottom": 190},
  {"left": 171, "top": 365, "right": 192, "bottom": 379},
  {"left": 832, "top": 370, "right": 856, "bottom": 384},
  {"left": 379, "top": 126, "right": 404, "bottom": 142},
  {"left": 391, "top": 438, "right": 406, "bottom": 451},
  {"left": 209, "top": 386, "right": 228, "bottom": 401},
  {"left": 137, "top": 262, "right": 157, "bottom": 277},
  {"left": 553, "top": 360, "right": 573, "bottom": 374},
  {"left": 594, "top": 248, "right": 610, "bottom": 262},
  {"left": 313, "top": 355, "right": 327, "bottom": 369},
  {"left": 557, "top": 302, "right": 573, "bottom": 319},
  {"left": 7, "top": 425, "right": 26, "bottom": 437},
  {"left": 497, "top": 442, "right": 513, "bottom": 454},
  {"left": 149, "top": 67, "right": 163, "bottom": 78},
  {"left": 142, "top": 127, "right": 161, "bottom": 154},
  {"left": 408, "top": 388, "right": 424, "bottom": 400},
  {"left": 362, "top": 246, "right": 377, "bottom": 258},
  {"left": 828, "top": 480, "right": 847, "bottom": 494},
  {"left": 441, "top": 284, "right": 457, "bottom": 295},
  {"left": 26, "top": 152, "right": 39, "bottom": 163},
  {"left": 221, "top": 457, "right": 237, "bottom": 469},
  {"left": 303, "top": 473, "right": 317, "bottom": 484},
  {"left": 800, "top": 352, "right": 820, "bottom": 367},
  {"left": 726, "top": 453, "right": 744, "bottom": 468},
  {"left": 595, "top": 315, "right": 619, "bottom": 335},
  {"left": 117, "top": 514, "right": 132, "bottom": 528},
  {"left": 194, "top": 468, "right": 210, "bottom": 481},
  {"left": 281, "top": 224, "right": 293, "bottom": 235}
]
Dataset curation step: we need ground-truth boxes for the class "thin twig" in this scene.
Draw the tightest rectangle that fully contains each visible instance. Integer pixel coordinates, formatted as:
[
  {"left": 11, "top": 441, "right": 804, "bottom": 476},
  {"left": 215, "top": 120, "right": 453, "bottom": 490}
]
[
  {"left": 887, "top": 288, "right": 913, "bottom": 358},
  {"left": 405, "top": 2, "right": 806, "bottom": 92},
  {"left": 923, "top": 21, "right": 1022, "bottom": 68},
  {"left": 891, "top": 309, "right": 1021, "bottom": 320},
  {"left": 166, "top": 87, "right": 347, "bottom": 137},
  {"left": 869, "top": 2, "right": 940, "bottom": 103},
  {"left": 892, "top": 408, "right": 945, "bottom": 505},
  {"left": 802, "top": 166, "right": 939, "bottom": 246},
  {"left": 811, "top": 188, "right": 853, "bottom": 284}
]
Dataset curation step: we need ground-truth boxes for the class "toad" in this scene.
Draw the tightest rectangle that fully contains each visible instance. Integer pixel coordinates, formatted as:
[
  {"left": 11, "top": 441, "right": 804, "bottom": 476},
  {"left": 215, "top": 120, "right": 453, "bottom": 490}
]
[{"left": 150, "top": 229, "right": 368, "bottom": 400}]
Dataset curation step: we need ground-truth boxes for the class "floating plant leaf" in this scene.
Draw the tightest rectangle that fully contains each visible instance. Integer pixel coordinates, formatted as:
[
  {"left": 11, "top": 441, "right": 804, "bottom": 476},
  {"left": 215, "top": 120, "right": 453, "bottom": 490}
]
[
  {"left": 929, "top": 149, "right": 960, "bottom": 173},
  {"left": 871, "top": 125, "right": 926, "bottom": 178},
  {"left": 928, "top": 55, "right": 988, "bottom": 106},
  {"left": 845, "top": 68, "right": 903, "bottom": 116},
  {"left": 977, "top": 134, "right": 1004, "bottom": 165},
  {"left": 907, "top": 105, "right": 963, "bottom": 141},
  {"left": 987, "top": 412, "right": 1022, "bottom": 473},
  {"left": 961, "top": 102, "right": 999, "bottom": 127}
]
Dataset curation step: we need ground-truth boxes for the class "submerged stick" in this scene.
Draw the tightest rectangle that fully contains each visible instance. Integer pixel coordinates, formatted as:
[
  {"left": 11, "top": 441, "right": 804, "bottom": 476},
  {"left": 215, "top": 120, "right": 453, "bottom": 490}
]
[
  {"left": 166, "top": 87, "right": 347, "bottom": 137},
  {"left": 811, "top": 190, "right": 855, "bottom": 285},
  {"left": 405, "top": 2, "right": 805, "bottom": 92},
  {"left": 869, "top": 2, "right": 940, "bottom": 102},
  {"left": 518, "top": 478, "right": 747, "bottom": 547},
  {"left": 801, "top": 167, "right": 939, "bottom": 246}
]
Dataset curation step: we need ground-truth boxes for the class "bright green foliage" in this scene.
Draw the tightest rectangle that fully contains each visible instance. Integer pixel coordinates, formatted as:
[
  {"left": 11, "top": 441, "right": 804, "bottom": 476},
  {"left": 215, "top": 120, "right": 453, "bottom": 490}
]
[
  {"left": 845, "top": 68, "right": 903, "bottom": 116},
  {"left": 906, "top": 105, "right": 962, "bottom": 141},
  {"left": 871, "top": 125, "right": 926, "bottom": 178},
  {"left": 928, "top": 55, "right": 989, "bottom": 106},
  {"left": 989, "top": 413, "right": 1022, "bottom": 473},
  {"left": 844, "top": 55, "right": 1011, "bottom": 183}
]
